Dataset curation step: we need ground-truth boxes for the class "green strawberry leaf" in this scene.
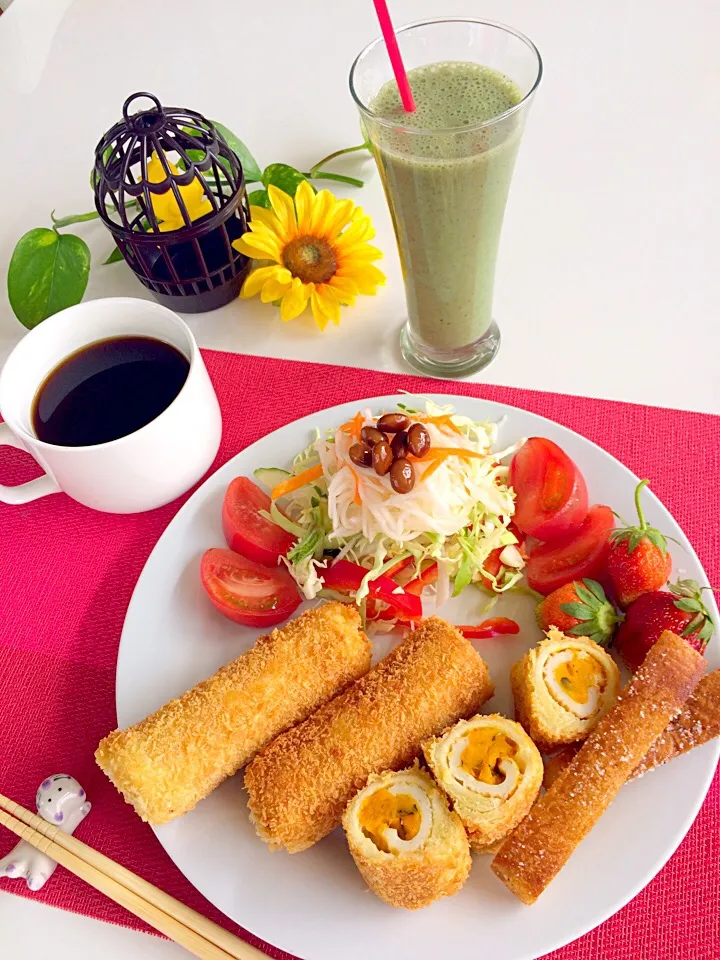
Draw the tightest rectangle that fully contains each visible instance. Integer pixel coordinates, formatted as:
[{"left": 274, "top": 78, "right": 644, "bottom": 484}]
[
  {"left": 673, "top": 598, "right": 703, "bottom": 614},
  {"left": 566, "top": 621, "right": 601, "bottom": 637},
  {"left": 682, "top": 613, "right": 704, "bottom": 637},
  {"left": 560, "top": 601, "right": 594, "bottom": 620},
  {"left": 698, "top": 619, "right": 714, "bottom": 643},
  {"left": 7, "top": 228, "right": 90, "bottom": 329},
  {"left": 628, "top": 530, "right": 643, "bottom": 553},
  {"left": 574, "top": 582, "right": 599, "bottom": 607},
  {"left": 582, "top": 579, "right": 607, "bottom": 603},
  {"left": 645, "top": 528, "right": 668, "bottom": 553}
]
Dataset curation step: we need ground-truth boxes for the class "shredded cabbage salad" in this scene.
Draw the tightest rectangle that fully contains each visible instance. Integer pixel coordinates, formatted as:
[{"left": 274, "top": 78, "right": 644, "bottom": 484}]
[{"left": 256, "top": 400, "right": 526, "bottom": 624}]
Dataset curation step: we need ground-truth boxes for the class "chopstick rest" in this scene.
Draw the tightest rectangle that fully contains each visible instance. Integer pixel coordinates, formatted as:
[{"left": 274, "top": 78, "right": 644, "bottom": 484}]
[{"left": 0, "top": 774, "right": 90, "bottom": 890}]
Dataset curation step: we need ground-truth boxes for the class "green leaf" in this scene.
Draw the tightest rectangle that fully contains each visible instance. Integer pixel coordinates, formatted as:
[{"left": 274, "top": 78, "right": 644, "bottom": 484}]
[
  {"left": 582, "top": 579, "right": 607, "bottom": 602},
  {"left": 628, "top": 530, "right": 644, "bottom": 553},
  {"left": 104, "top": 246, "right": 124, "bottom": 265},
  {"left": 7, "top": 228, "right": 90, "bottom": 329},
  {"left": 698, "top": 620, "right": 714, "bottom": 643},
  {"left": 212, "top": 122, "right": 262, "bottom": 182},
  {"left": 248, "top": 189, "right": 271, "bottom": 209},
  {"left": 673, "top": 598, "right": 703, "bottom": 614},
  {"left": 452, "top": 556, "right": 473, "bottom": 597},
  {"left": 645, "top": 528, "right": 668, "bottom": 553},
  {"left": 560, "top": 601, "right": 593, "bottom": 620},
  {"left": 567, "top": 621, "right": 601, "bottom": 637},
  {"left": 574, "top": 582, "right": 599, "bottom": 607},
  {"left": 682, "top": 613, "right": 704, "bottom": 637},
  {"left": 90, "top": 143, "right": 114, "bottom": 190},
  {"left": 261, "top": 163, "right": 311, "bottom": 198}
]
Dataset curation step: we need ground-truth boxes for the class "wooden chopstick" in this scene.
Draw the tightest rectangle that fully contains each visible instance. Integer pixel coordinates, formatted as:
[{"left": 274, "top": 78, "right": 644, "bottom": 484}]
[{"left": 0, "top": 794, "right": 264, "bottom": 960}]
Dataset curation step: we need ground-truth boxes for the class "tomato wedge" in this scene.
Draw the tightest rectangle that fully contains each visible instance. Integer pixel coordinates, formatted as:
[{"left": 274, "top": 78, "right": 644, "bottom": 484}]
[
  {"left": 201, "top": 547, "right": 301, "bottom": 627},
  {"left": 526, "top": 505, "right": 614, "bottom": 595},
  {"left": 322, "top": 559, "right": 422, "bottom": 621},
  {"left": 222, "top": 477, "right": 296, "bottom": 566},
  {"left": 456, "top": 618, "right": 520, "bottom": 639},
  {"left": 511, "top": 438, "right": 588, "bottom": 542}
]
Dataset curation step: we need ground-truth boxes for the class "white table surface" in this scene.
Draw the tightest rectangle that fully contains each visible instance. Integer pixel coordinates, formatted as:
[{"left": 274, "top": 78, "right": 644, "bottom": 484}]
[{"left": 1, "top": 0, "right": 719, "bottom": 955}]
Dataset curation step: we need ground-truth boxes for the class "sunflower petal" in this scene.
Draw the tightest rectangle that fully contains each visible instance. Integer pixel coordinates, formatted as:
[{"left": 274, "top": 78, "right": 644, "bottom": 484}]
[
  {"left": 280, "top": 277, "right": 310, "bottom": 321},
  {"left": 337, "top": 263, "right": 386, "bottom": 295},
  {"left": 260, "top": 275, "right": 293, "bottom": 303},
  {"left": 267, "top": 185, "right": 297, "bottom": 240},
  {"left": 337, "top": 215, "right": 375, "bottom": 246},
  {"left": 310, "top": 290, "right": 331, "bottom": 330},
  {"left": 336, "top": 243, "right": 384, "bottom": 262},
  {"left": 309, "top": 189, "right": 334, "bottom": 235},
  {"left": 294, "top": 181, "right": 314, "bottom": 235},
  {"left": 320, "top": 198, "right": 356, "bottom": 241},
  {"left": 328, "top": 275, "right": 358, "bottom": 304},
  {"left": 233, "top": 232, "right": 283, "bottom": 261},
  {"left": 315, "top": 286, "right": 342, "bottom": 326},
  {"left": 248, "top": 206, "right": 281, "bottom": 231},
  {"left": 241, "top": 265, "right": 288, "bottom": 298}
]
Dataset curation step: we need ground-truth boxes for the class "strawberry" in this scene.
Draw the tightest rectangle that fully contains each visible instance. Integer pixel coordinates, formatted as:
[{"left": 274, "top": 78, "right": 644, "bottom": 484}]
[
  {"left": 607, "top": 479, "right": 672, "bottom": 608},
  {"left": 536, "top": 578, "right": 623, "bottom": 647},
  {"left": 615, "top": 579, "right": 714, "bottom": 671}
]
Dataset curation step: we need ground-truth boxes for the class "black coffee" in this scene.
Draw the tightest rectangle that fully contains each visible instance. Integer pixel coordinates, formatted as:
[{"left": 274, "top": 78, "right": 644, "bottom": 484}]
[{"left": 32, "top": 336, "right": 190, "bottom": 447}]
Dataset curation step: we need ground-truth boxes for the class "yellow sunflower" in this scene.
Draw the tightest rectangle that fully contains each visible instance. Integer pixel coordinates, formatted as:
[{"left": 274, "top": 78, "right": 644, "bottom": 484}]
[{"left": 233, "top": 182, "right": 385, "bottom": 329}]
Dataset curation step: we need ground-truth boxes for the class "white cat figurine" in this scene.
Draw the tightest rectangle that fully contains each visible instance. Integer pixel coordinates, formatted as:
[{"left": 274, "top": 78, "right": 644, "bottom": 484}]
[{"left": 0, "top": 774, "right": 91, "bottom": 890}]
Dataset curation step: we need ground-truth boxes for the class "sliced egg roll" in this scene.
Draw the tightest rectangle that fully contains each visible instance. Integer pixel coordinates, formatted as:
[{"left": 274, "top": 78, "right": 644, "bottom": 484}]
[
  {"left": 423, "top": 714, "right": 542, "bottom": 850},
  {"left": 511, "top": 628, "right": 620, "bottom": 750},
  {"left": 342, "top": 765, "right": 471, "bottom": 909}
]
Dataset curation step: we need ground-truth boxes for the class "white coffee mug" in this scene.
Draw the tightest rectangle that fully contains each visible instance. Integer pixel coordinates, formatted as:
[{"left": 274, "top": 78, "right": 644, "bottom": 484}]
[{"left": 0, "top": 297, "right": 222, "bottom": 513}]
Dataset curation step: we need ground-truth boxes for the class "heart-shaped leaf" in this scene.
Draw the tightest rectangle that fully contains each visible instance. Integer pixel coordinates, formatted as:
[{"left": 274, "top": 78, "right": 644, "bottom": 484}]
[
  {"left": 247, "top": 189, "right": 271, "bottom": 209},
  {"left": 262, "top": 163, "right": 312, "bottom": 198},
  {"left": 213, "top": 122, "right": 262, "bottom": 183},
  {"left": 104, "top": 246, "right": 125, "bottom": 265},
  {"left": 8, "top": 228, "right": 90, "bottom": 329}
]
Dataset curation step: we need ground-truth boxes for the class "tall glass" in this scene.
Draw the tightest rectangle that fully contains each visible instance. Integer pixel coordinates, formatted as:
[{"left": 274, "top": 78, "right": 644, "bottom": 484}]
[{"left": 350, "top": 19, "right": 542, "bottom": 378}]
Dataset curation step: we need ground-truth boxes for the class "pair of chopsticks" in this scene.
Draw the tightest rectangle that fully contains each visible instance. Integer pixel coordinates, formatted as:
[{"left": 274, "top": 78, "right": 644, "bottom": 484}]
[{"left": 0, "top": 793, "right": 264, "bottom": 960}]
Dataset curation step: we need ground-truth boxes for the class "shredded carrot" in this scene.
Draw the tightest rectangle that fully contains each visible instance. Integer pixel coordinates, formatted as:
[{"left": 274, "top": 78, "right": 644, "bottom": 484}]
[
  {"left": 347, "top": 465, "right": 363, "bottom": 505},
  {"left": 425, "top": 447, "right": 486, "bottom": 459},
  {"left": 421, "top": 458, "right": 445, "bottom": 482},
  {"left": 418, "top": 414, "right": 464, "bottom": 435},
  {"left": 339, "top": 411, "right": 364, "bottom": 441},
  {"left": 271, "top": 463, "right": 324, "bottom": 500}
]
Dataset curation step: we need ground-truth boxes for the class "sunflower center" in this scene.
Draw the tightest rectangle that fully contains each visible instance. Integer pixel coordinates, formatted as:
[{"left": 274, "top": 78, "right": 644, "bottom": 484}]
[{"left": 283, "top": 236, "right": 337, "bottom": 284}]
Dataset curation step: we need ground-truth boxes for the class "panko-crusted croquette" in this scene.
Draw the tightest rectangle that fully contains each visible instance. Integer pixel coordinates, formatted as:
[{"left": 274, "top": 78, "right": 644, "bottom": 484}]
[
  {"left": 245, "top": 617, "right": 494, "bottom": 853},
  {"left": 423, "top": 714, "right": 543, "bottom": 851},
  {"left": 96, "top": 602, "right": 371, "bottom": 824},
  {"left": 342, "top": 765, "right": 471, "bottom": 909},
  {"left": 493, "top": 631, "right": 705, "bottom": 904},
  {"left": 511, "top": 628, "right": 619, "bottom": 751}
]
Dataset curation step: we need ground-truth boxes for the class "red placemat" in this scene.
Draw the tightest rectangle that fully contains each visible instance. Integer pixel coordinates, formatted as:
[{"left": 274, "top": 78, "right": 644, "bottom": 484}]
[{"left": 1, "top": 350, "right": 719, "bottom": 960}]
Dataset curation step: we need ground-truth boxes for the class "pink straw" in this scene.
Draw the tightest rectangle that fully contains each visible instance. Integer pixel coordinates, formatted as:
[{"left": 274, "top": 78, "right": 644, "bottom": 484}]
[{"left": 372, "top": 0, "right": 416, "bottom": 112}]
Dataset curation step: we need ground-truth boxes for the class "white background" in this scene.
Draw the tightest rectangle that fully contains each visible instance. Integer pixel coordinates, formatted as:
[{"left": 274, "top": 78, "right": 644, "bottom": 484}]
[{"left": 1, "top": 0, "right": 719, "bottom": 956}]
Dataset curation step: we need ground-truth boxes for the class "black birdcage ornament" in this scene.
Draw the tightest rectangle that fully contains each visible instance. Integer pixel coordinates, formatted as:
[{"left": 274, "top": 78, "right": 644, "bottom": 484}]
[{"left": 93, "top": 92, "right": 251, "bottom": 313}]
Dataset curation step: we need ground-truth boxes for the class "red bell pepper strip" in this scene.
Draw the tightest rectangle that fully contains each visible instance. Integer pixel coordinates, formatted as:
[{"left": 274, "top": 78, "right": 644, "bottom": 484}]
[
  {"left": 404, "top": 562, "right": 439, "bottom": 596},
  {"left": 456, "top": 617, "right": 520, "bottom": 639},
  {"left": 323, "top": 559, "right": 422, "bottom": 621},
  {"left": 385, "top": 556, "right": 414, "bottom": 579}
]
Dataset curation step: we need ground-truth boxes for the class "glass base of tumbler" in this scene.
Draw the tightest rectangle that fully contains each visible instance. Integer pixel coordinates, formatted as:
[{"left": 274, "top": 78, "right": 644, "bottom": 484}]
[{"left": 399, "top": 320, "right": 501, "bottom": 379}]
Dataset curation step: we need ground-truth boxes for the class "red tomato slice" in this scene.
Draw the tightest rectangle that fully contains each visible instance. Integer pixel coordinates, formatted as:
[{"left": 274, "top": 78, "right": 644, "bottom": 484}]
[
  {"left": 526, "top": 505, "right": 614, "bottom": 595},
  {"left": 201, "top": 547, "right": 301, "bottom": 627},
  {"left": 511, "top": 438, "right": 588, "bottom": 542},
  {"left": 222, "top": 477, "right": 296, "bottom": 566}
]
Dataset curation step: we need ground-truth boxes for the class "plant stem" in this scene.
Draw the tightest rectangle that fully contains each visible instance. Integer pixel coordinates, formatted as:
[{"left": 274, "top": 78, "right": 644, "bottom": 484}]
[
  {"left": 51, "top": 210, "right": 101, "bottom": 230},
  {"left": 308, "top": 143, "right": 369, "bottom": 179},
  {"left": 304, "top": 171, "right": 365, "bottom": 189},
  {"left": 634, "top": 478, "right": 650, "bottom": 530}
]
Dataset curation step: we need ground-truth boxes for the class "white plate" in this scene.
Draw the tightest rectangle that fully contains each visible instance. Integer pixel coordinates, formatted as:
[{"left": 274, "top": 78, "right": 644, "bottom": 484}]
[{"left": 116, "top": 394, "right": 719, "bottom": 960}]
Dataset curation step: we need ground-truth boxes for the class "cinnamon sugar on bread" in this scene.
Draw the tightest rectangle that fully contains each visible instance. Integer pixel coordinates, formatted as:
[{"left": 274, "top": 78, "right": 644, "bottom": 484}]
[
  {"left": 492, "top": 631, "right": 705, "bottom": 904},
  {"left": 543, "top": 668, "right": 720, "bottom": 790}
]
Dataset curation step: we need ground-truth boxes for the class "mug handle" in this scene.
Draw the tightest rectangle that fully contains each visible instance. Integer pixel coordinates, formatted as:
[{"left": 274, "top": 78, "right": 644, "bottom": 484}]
[{"left": 0, "top": 422, "right": 61, "bottom": 504}]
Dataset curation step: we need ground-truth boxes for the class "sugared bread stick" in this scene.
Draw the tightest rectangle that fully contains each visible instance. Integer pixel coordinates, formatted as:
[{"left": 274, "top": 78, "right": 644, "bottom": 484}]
[
  {"left": 542, "top": 668, "right": 720, "bottom": 790},
  {"left": 96, "top": 602, "right": 371, "bottom": 824},
  {"left": 492, "top": 631, "right": 705, "bottom": 904}
]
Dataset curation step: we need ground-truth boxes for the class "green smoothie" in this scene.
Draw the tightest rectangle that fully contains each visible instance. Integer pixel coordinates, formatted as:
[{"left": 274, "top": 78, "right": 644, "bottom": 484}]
[{"left": 370, "top": 62, "right": 523, "bottom": 353}]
